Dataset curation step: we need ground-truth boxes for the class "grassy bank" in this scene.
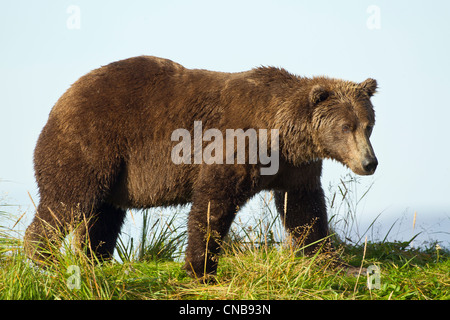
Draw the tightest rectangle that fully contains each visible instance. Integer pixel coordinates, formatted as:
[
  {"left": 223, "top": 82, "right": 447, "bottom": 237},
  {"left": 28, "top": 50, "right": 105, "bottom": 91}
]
[
  {"left": 0, "top": 235, "right": 448, "bottom": 300},
  {"left": 0, "top": 211, "right": 448, "bottom": 300},
  {"left": 0, "top": 176, "right": 448, "bottom": 300}
]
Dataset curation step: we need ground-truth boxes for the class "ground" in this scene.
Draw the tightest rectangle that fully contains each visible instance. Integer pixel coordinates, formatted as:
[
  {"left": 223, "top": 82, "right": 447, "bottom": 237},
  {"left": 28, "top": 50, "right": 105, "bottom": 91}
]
[
  {"left": 1, "top": 216, "right": 449, "bottom": 300},
  {"left": 2, "top": 177, "right": 449, "bottom": 300}
]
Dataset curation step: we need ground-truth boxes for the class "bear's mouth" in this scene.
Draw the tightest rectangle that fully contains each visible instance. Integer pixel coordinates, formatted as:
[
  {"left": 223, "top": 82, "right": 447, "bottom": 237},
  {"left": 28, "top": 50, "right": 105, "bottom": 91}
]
[{"left": 346, "top": 158, "right": 378, "bottom": 176}]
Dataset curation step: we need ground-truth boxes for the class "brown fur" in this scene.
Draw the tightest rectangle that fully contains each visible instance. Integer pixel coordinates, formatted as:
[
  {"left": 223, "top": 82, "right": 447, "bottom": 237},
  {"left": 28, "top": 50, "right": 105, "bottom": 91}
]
[{"left": 25, "top": 56, "right": 377, "bottom": 277}]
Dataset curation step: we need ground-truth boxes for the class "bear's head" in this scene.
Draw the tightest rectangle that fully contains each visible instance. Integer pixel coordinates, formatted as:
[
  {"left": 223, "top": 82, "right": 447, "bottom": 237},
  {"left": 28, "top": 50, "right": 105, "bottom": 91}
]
[{"left": 308, "top": 77, "right": 378, "bottom": 176}]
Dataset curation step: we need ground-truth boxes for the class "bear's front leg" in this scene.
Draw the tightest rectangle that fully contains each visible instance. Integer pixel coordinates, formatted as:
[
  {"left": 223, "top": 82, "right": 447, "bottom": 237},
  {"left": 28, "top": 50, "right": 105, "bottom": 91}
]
[
  {"left": 184, "top": 165, "right": 255, "bottom": 280},
  {"left": 275, "top": 185, "right": 330, "bottom": 255},
  {"left": 184, "top": 198, "right": 236, "bottom": 280}
]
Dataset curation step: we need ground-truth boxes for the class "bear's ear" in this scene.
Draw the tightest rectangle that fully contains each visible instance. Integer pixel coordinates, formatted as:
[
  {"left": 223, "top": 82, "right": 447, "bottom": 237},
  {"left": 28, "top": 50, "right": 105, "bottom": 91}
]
[
  {"left": 309, "top": 85, "right": 329, "bottom": 105},
  {"left": 360, "top": 78, "right": 377, "bottom": 97}
]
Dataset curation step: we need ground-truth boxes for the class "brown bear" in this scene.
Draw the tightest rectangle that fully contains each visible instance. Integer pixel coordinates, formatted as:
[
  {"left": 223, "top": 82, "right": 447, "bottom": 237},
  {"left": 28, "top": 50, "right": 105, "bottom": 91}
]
[{"left": 24, "top": 56, "right": 378, "bottom": 278}]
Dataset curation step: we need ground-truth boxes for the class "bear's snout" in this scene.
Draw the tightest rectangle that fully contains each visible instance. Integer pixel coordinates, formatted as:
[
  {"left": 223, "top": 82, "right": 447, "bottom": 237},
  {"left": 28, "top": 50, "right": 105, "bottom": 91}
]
[{"left": 362, "top": 156, "right": 378, "bottom": 175}]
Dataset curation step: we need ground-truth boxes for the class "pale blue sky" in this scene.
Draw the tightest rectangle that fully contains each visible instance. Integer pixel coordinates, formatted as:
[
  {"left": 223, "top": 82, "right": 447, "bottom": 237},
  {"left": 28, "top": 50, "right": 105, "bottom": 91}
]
[{"left": 1, "top": 1, "right": 449, "bottom": 246}]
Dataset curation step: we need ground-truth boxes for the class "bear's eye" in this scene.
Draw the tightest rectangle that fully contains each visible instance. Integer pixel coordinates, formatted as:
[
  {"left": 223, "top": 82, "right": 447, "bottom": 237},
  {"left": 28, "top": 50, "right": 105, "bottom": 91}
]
[
  {"left": 366, "top": 125, "right": 373, "bottom": 136},
  {"left": 342, "top": 124, "right": 351, "bottom": 133}
]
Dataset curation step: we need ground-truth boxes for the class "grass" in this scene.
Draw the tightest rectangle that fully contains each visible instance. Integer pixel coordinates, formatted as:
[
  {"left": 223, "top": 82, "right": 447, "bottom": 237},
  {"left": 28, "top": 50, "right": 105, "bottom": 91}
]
[
  {"left": 0, "top": 177, "right": 449, "bottom": 300},
  {"left": 1, "top": 235, "right": 448, "bottom": 300}
]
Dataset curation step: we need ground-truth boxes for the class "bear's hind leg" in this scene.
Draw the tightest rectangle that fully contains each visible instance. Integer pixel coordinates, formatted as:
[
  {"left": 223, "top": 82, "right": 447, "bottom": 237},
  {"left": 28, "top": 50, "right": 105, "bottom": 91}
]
[
  {"left": 77, "top": 202, "right": 126, "bottom": 261},
  {"left": 24, "top": 203, "right": 70, "bottom": 266}
]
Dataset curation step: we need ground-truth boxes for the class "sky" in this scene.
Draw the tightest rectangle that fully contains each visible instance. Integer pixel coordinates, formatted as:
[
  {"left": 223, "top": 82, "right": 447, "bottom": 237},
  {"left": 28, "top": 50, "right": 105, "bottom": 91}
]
[{"left": 1, "top": 0, "right": 449, "bottom": 247}]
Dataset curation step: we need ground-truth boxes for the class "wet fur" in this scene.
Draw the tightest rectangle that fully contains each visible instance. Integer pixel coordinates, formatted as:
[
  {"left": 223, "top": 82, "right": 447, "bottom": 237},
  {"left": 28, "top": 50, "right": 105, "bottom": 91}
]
[{"left": 25, "top": 56, "right": 377, "bottom": 277}]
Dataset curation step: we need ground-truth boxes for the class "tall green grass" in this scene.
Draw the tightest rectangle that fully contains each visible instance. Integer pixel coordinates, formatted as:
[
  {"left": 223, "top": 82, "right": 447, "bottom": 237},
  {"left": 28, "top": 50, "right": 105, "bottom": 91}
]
[
  {"left": 116, "top": 210, "right": 186, "bottom": 263},
  {"left": 0, "top": 176, "right": 448, "bottom": 300}
]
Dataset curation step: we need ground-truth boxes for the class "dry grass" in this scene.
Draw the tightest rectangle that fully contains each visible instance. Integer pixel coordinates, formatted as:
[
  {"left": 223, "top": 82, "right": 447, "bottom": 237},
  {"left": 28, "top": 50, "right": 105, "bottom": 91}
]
[{"left": 0, "top": 176, "right": 448, "bottom": 300}]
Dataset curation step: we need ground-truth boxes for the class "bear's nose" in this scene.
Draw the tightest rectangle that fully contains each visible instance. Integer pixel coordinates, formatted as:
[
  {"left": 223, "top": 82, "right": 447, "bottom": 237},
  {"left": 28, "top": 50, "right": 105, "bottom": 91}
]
[{"left": 362, "top": 157, "right": 378, "bottom": 173}]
